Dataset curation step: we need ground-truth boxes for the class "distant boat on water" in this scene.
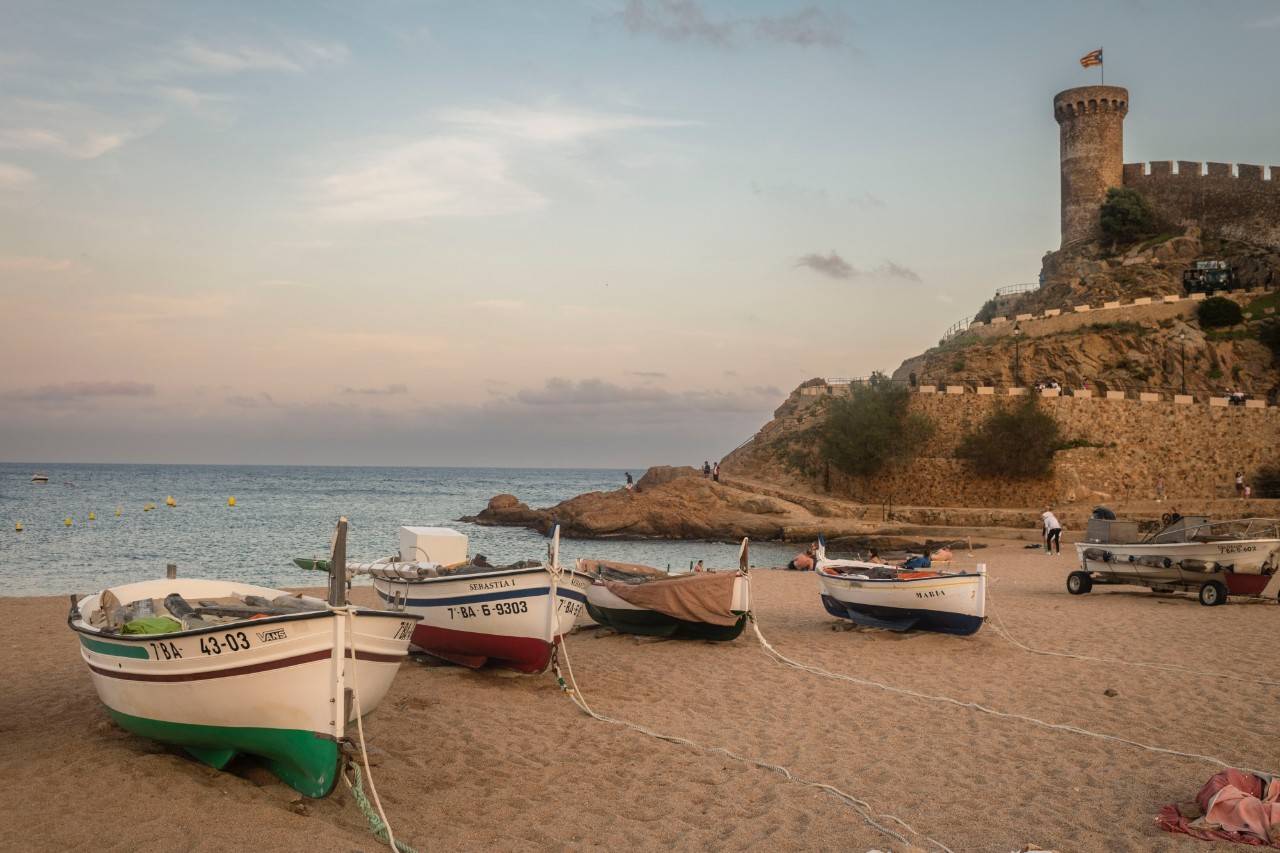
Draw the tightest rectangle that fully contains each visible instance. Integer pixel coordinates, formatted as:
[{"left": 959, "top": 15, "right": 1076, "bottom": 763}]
[{"left": 31, "top": 473, "right": 49, "bottom": 483}]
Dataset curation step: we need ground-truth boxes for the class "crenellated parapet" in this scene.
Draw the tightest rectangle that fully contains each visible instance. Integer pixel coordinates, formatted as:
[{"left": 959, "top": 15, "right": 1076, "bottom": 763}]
[{"left": 1124, "top": 161, "right": 1278, "bottom": 184}]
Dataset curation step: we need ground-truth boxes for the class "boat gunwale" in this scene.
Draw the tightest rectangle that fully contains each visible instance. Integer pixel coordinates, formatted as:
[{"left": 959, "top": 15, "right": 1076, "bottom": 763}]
[
  {"left": 68, "top": 602, "right": 420, "bottom": 644},
  {"left": 370, "top": 563, "right": 589, "bottom": 587}
]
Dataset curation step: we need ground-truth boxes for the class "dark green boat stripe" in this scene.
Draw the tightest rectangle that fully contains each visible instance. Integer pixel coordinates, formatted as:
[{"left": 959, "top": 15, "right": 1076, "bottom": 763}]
[{"left": 80, "top": 635, "right": 150, "bottom": 658}]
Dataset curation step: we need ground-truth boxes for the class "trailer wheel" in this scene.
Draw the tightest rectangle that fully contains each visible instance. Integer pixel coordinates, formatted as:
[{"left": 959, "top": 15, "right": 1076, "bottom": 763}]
[
  {"left": 1067, "top": 571, "right": 1093, "bottom": 595},
  {"left": 1198, "top": 581, "right": 1227, "bottom": 607}
]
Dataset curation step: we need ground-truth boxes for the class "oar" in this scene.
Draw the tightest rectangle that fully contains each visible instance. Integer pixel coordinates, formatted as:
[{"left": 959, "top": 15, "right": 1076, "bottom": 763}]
[{"left": 738, "top": 537, "right": 750, "bottom": 571}]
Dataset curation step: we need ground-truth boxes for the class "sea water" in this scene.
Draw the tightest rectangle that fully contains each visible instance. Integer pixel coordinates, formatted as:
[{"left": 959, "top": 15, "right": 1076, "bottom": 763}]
[{"left": 0, "top": 463, "right": 801, "bottom": 596}]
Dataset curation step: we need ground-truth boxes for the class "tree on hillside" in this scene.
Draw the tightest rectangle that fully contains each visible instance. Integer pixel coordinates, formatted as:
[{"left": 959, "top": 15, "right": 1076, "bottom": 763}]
[
  {"left": 821, "top": 376, "right": 934, "bottom": 477},
  {"left": 1099, "top": 187, "right": 1158, "bottom": 247},
  {"left": 956, "top": 397, "right": 1064, "bottom": 479}
]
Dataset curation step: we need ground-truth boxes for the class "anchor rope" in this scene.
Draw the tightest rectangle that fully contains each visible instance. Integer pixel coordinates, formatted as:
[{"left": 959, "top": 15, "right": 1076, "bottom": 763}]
[
  {"left": 749, "top": 614, "right": 1274, "bottom": 778},
  {"left": 986, "top": 588, "right": 1280, "bottom": 687},
  {"left": 551, "top": 622, "right": 954, "bottom": 853},
  {"left": 343, "top": 609, "right": 412, "bottom": 853}
]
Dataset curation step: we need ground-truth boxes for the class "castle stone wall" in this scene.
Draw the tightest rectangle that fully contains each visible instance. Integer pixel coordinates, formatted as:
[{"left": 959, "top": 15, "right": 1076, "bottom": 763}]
[{"left": 1123, "top": 161, "right": 1280, "bottom": 251}]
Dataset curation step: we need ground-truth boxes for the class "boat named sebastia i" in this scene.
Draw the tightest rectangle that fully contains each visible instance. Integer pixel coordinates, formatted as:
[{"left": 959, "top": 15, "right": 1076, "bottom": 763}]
[
  {"left": 70, "top": 518, "right": 420, "bottom": 798},
  {"left": 815, "top": 539, "right": 987, "bottom": 635},
  {"left": 576, "top": 538, "right": 752, "bottom": 640},
  {"left": 296, "top": 525, "right": 589, "bottom": 674}
]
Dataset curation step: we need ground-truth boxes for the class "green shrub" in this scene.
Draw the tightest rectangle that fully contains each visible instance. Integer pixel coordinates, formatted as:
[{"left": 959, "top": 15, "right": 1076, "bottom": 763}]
[
  {"left": 1253, "top": 465, "right": 1280, "bottom": 499},
  {"left": 974, "top": 299, "right": 999, "bottom": 324},
  {"left": 956, "top": 397, "right": 1064, "bottom": 479},
  {"left": 1099, "top": 187, "right": 1158, "bottom": 246},
  {"left": 821, "top": 378, "right": 933, "bottom": 477},
  {"left": 1197, "top": 296, "right": 1243, "bottom": 328},
  {"left": 1258, "top": 320, "right": 1280, "bottom": 360}
]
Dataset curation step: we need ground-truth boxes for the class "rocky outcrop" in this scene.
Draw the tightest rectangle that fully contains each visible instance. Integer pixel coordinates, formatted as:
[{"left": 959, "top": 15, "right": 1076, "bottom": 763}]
[
  {"left": 465, "top": 476, "right": 887, "bottom": 542},
  {"left": 637, "top": 465, "right": 700, "bottom": 489}
]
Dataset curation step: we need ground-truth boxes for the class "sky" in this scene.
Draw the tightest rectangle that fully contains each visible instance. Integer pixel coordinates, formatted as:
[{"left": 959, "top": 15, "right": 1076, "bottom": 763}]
[{"left": 2, "top": 0, "right": 1279, "bottom": 467}]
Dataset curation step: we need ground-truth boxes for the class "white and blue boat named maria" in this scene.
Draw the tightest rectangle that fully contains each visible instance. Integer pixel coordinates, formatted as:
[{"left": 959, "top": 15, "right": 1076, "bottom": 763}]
[{"left": 815, "top": 542, "right": 986, "bottom": 636}]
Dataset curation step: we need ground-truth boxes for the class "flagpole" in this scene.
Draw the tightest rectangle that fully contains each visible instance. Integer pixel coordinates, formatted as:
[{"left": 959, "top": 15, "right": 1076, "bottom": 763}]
[{"left": 1100, "top": 46, "right": 1104, "bottom": 84}]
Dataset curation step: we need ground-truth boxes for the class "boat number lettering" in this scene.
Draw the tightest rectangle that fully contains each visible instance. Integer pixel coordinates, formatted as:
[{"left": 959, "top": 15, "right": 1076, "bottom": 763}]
[
  {"left": 394, "top": 621, "right": 414, "bottom": 641},
  {"left": 199, "top": 631, "right": 251, "bottom": 656},
  {"left": 914, "top": 590, "right": 946, "bottom": 599},
  {"left": 446, "top": 601, "right": 528, "bottom": 620},
  {"left": 256, "top": 628, "right": 288, "bottom": 643},
  {"left": 557, "top": 599, "right": 583, "bottom": 616},
  {"left": 149, "top": 641, "right": 182, "bottom": 660}
]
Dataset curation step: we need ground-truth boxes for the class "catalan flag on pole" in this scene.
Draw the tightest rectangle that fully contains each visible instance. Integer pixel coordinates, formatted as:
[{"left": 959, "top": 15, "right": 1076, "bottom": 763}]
[{"left": 1080, "top": 48, "right": 1103, "bottom": 68}]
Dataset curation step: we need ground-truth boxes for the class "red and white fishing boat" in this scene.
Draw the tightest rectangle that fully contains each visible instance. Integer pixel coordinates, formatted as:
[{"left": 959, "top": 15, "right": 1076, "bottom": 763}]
[{"left": 298, "top": 526, "right": 588, "bottom": 673}]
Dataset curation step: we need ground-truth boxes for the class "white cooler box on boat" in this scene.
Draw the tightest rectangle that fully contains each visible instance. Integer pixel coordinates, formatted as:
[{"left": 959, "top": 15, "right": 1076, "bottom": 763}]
[{"left": 399, "top": 526, "right": 468, "bottom": 566}]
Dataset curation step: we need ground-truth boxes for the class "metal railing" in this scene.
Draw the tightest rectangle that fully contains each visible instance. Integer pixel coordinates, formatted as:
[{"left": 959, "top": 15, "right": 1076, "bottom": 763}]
[
  {"left": 940, "top": 315, "right": 974, "bottom": 343},
  {"left": 994, "top": 282, "right": 1040, "bottom": 298}
]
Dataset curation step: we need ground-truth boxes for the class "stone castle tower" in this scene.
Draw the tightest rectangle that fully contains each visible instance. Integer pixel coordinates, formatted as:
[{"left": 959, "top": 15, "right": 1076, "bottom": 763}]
[{"left": 1054, "top": 85, "right": 1129, "bottom": 246}]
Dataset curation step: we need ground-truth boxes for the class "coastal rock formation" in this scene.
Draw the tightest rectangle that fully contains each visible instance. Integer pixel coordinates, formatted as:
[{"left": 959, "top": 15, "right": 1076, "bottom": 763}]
[{"left": 465, "top": 475, "right": 878, "bottom": 541}]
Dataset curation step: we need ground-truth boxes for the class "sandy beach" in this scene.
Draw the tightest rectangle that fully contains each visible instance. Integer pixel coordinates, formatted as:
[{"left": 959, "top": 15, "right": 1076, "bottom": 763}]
[{"left": 3, "top": 541, "right": 1277, "bottom": 853}]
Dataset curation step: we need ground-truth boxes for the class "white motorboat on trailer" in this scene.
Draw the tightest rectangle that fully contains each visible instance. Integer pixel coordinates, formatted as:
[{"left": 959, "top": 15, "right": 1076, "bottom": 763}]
[
  {"left": 815, "top": 540, "right": 986, "bottom": 635},
  {"left": 68, "top": 519, "right": 420, "bottom": 798},
  {"left": 297, "top": 525, "right": 588, "bottom": 673},
  {"left": 1071, "top": 514, "right": 1280, "bottom": 606}
]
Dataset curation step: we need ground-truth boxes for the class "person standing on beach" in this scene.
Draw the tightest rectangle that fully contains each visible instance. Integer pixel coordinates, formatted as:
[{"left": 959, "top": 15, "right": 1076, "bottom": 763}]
[{"left": 1041, "top": 507, "right": 1062, "bottom": 555}]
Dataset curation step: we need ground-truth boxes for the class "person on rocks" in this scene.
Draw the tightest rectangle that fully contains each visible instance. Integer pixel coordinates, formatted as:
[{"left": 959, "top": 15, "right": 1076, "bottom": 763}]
[
  {"left": 1236, "top": 470, "right": 1246, "bottom": 497},
  {"left": 1041, "top": 507, "right": 1063, "bottom": 556},
  {"left": 712, "top": 462, "right": 720, "bottom": 483},
  {"left": 624, "top": 472, "right": 634, "bottom": 491},
  {"left": 703, "top": 460, "right": 711, "bottom": 478}
]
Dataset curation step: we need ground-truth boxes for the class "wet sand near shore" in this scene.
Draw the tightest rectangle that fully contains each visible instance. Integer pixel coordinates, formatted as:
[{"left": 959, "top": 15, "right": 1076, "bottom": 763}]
[{"left": 1, "top": 541, "right": 1276, "bottom": 852}]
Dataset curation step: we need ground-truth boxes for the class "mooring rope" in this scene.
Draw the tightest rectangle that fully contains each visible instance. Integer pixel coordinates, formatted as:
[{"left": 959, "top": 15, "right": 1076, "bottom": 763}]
[
  {"left": 551, "top": 630, "right": 955, "bottom": 853},
  {"left": 749, "top": 615, "right": 1273, "bottom": 778},
  {"left": 343, "top": 609, "right": 413, "bottom": 853},
  {"left": 986, "top": 588, "right": 1280, "bottom": 688}
]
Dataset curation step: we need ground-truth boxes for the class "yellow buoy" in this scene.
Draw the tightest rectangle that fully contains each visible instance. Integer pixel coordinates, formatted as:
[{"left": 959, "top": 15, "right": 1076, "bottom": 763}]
[
  {"left": 165, "top": 495, "right": 176, "bottom": 507},
  {"left": 14, "top": 521, "right": 22, "bottom": 532},
  {"left": 64, "top": 517, "right": 72, "bottom": 527},
  {"left": 89, "top": 511, "right": 96, "bottom": 521},
  {"left": 228, "top": 496, "right": 236, "bottom": 507},
  {"left": 143, "top": 502, "right": 155, "bottom": 512},
  {"left": 115, "top": 506, "right": 122, "bottom": 517}
]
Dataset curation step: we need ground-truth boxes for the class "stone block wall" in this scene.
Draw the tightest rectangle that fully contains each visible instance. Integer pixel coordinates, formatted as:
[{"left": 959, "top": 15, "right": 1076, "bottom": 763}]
[
  {"left": 1123, "top": 161, "right": 1280, "bottom": 251},
  {"left": 744, "top": 391, "right": 1280, "bottom": 510}
]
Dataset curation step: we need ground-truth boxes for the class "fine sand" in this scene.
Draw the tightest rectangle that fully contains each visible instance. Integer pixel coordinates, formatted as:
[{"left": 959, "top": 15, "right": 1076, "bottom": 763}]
[{"left": 2, "top": 542, "right": 1277, "bottom": 852}]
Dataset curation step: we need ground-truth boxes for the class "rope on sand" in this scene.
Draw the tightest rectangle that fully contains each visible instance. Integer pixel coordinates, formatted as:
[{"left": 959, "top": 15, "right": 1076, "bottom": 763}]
[
  {"left": 343, "top": 610, "right": 414, "bottom": 853},
  {"left": 550, "top": 631, "right": 955, "bottom": 853},
  {"left": 749, "top": 615, "right": 1273, "bottom": 778},
  {"left": 986, "top": 589, "right": 1280, "bottom": 688}
]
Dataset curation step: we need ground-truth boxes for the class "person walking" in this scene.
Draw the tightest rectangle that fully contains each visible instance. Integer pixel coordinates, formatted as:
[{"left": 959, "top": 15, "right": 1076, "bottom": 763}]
[{"left": 1041, "top": 507, "right": 1063, "bottom": 555}]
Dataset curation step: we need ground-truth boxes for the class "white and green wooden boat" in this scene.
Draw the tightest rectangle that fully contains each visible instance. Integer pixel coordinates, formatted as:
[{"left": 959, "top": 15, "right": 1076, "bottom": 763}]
[{"left": 69, "top": 521, "right": 420, "bottom": 797}]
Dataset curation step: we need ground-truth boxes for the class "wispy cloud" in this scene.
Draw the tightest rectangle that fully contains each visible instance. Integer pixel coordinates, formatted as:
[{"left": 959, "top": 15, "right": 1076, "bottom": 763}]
[
  {"left": 1, "top": 381, "right": 155, "bottom": 403},
  {"left": 0, "top": 126, "right": 137, "bottom": 159},
  {"left": 439, "top": 105, "right": 696, "bottom": 143},
  {"left": 340, "top": 383, "right": 408, "bottom": 396},
  {"left": 621, "top": 1, "right": 851, "bottom": 49},
  {"left": 880, "top": 261, "right": 921, "bottom": 282},
  {"left": 316, "top": 137, "right": 546, "bottom": 221},
  {"left": 796, "top": 250, "right": 855, "bottom": 279},
  {"left": 509, "top": 377, "right": 780, "bottom": 415},
  {"left": 0, "top": 162, "right": 34, "bottom": 187},
  {"left": 795, "top": 252, "right": 921, "bottom": 282},
  {"left": 0, "top": 255, "right": 74, "bottom": 272},
  {"left": 627, "top": 370, "right": 669, "bottom": 379},
  {"left": 159, "top": 39, "right": 348, "bottom": 76},
  {"left": 472, "top": 298, "right": 527, "bottom": 311},
  {"left": 315, "top": 104, "right": 692, "bottom": 222}
]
